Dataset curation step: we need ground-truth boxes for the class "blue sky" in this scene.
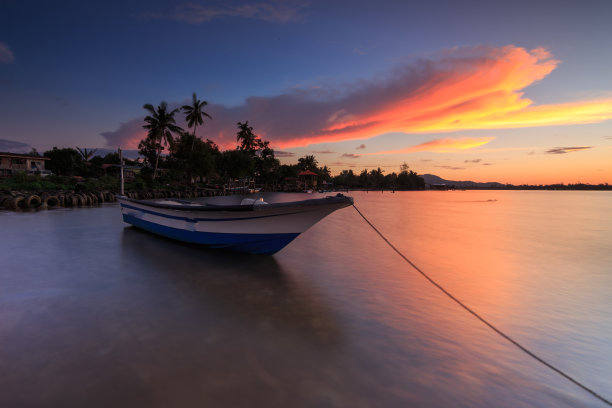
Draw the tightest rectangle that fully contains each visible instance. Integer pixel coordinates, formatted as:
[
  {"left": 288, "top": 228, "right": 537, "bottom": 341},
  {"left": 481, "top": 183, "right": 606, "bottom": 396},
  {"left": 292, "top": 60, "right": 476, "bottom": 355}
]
[{"left": 1, "top": 0, "right": 611, "bottom": 183}]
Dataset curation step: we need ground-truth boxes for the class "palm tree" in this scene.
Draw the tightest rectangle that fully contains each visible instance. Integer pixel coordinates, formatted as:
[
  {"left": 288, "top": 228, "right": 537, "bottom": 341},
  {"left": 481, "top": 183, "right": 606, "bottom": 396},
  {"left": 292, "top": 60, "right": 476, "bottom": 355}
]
[
  {"left": 143, "top": 102, "right": 183, "bottom": 179},
  {"left": 76, "top": 147, "right": 97, "bottom": 163},
  {"left": 236, "top": 121, "right": 259, "bottom": 153},
  {"left": 297, "top": 155, "right": 318, "bottom": 172},
  {"left": 181, "top": 93, "right": 212, "bottom": 150}
]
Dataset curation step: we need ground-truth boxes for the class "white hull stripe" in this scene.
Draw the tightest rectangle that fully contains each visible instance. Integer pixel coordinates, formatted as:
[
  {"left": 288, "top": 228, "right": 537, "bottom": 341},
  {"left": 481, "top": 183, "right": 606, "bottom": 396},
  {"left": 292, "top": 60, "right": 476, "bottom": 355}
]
[{"left": 121, "top": 203, "right": 300, "bottom": 222}]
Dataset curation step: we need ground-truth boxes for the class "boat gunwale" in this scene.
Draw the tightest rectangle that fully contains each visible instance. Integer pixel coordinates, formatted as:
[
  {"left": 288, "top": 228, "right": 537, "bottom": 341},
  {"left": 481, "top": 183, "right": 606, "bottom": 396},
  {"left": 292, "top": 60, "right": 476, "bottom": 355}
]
[{"left": 118, "top": 194, "right": 353, "bottom": 212}]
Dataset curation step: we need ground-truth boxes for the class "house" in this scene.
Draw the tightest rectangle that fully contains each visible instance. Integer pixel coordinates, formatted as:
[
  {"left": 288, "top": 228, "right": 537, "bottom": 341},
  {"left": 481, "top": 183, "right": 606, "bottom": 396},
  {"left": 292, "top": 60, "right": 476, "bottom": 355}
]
[{"left": 0, "top": 152, "right": 50, "bottom": 177}]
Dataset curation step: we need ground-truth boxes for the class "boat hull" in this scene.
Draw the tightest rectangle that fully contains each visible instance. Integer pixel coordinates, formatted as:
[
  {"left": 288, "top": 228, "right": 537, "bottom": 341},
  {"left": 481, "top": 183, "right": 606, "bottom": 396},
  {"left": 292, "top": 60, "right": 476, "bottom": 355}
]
[{"left": 118, "top": 195, "right": 353, "bottom": 254}]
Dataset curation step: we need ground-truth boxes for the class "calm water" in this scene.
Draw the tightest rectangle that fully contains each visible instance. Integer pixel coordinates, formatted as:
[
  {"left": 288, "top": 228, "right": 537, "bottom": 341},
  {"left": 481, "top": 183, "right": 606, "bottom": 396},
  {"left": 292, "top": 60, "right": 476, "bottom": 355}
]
[{"left": 1, "top": 191, "right": 611, "bottom": 407}]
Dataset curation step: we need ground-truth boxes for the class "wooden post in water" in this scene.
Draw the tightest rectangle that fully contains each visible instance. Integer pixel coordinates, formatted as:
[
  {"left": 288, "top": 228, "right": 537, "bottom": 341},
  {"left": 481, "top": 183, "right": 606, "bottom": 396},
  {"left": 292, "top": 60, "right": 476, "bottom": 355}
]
[{"left": 119, "top": 147, "right": 124, "bottom": 196}]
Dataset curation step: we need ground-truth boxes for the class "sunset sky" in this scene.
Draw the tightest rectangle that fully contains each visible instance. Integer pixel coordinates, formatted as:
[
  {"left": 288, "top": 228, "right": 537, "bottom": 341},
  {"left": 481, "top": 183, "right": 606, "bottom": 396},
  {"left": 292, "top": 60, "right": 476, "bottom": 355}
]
[{"left": 1, "top": 0, "right": 611, "bottom": 184}]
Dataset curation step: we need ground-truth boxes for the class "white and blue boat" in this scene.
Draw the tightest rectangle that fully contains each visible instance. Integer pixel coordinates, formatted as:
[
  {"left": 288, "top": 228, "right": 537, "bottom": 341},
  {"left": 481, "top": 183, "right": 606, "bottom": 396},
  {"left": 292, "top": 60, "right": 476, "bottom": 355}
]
[{"left": 118, "top": 194, "right": 353, "bottom": 254}]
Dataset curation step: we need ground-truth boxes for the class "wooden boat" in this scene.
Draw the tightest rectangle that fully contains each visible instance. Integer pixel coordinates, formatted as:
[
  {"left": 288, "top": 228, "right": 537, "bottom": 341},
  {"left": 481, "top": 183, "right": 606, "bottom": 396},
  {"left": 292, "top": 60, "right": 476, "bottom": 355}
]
[{"left": 118, "top": 194, "right": 353, "bottom": 254}]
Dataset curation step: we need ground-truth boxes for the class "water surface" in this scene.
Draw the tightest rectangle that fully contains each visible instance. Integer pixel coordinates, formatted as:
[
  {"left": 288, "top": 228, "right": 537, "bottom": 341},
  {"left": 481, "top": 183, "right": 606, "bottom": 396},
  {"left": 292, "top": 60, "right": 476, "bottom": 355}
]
[{"left": 1, "top": 191, "right": 611, "bottom": 407}]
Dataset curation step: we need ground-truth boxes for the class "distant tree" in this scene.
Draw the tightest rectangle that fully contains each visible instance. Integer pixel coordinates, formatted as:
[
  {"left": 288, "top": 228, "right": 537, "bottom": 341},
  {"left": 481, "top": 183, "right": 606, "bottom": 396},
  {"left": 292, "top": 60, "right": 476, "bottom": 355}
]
[
  {"left": 218, "top": 149, "right": 254, "bottom": 180},
  {"left": 397, "top": 167, "right": 425, "bottom": 189},
  {"left": 255, "top": 140, "right": 280, "bottom": 187},
  {"left": 181, "top": 92, "right": 212, "bottom": 150},
  {"left": 44, "top": 147, "right": 83, "bottom": 176},
  {"left": 334, "top": 169, "right": 357, "bottom": 188},
  {"left": 384, "top": 172, "right": 398, "bottom": 188},
  {"left": 358, "top": 169, "right": 369, "bottom": 187},
  {"left": 142, "top": 102, "right": 183, "bottom": 179},
  {"left": 101, "top": 152, "right": 122, "bottom": 165},
  {"left": 318, "top": 165, "right": 331, "bottom": 181},
  {"left": 297, "top": 155, "right": 318, "bottom": 172},
  {"left": 233, "top": 121, "right": 279, "bottom": 185},
  {"left": 369, "top": 167, "right": 385, "bottom": 188},
  {"left": 278, "top": 163, "right": 299, "bottom": 180},
  {"left": 138, "top": 136, "right": 159, "bottom": 168},
  {"left": 396, "top": 163, "right": 425, "bottom": 189},
  {"left": 236, "top": 121, "right": 261, "bottom": 153},
  {"left": 168, "top": 132, "right": 218, "bottom": 182},
  {"left": 28, "top": 148, "right": 40, "bottom": 157}
]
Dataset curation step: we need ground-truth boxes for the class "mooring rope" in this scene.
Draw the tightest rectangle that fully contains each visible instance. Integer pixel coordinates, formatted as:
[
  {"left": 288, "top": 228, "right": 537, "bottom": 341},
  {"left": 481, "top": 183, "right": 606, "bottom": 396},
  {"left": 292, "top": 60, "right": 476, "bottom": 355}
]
[{"left": 351, "top": 203, "right": 612, "bottom": 407}]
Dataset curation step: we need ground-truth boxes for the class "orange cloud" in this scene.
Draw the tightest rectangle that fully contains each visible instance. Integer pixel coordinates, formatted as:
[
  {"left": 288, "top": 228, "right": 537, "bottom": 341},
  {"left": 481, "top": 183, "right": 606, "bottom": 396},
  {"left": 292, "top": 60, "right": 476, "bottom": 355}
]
[
  {"left": 359, "top": 137, "right": 495, "bottom": 155},
  {"left": 312, "top": 46, "right": 611, "bottom": 146},
  {"left": 101, "top": 45, "right": 612, "bottom": 150}
]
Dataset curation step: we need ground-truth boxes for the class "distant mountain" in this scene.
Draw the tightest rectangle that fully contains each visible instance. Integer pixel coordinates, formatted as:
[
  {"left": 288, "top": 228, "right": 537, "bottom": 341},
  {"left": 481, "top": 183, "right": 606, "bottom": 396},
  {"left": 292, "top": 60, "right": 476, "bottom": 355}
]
[
  {"left": 91, "top": 148, "right": 141, "bottom": 160},
  {"left": 0, "top": 139, "right": 33, "bottom": 154},
  {"left": 421, "top": 174, "right": 506, "bottom": 188}
]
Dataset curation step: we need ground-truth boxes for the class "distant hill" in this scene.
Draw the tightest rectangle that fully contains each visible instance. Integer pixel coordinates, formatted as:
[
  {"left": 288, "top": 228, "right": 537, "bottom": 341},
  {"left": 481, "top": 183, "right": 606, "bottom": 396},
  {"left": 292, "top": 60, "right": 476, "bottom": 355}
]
[
  {"left": 0, "top": 139, "right": 34, "bottom": 154},
  {"left": 91, "top": 148, "right": 141, "bottom": 160},
  {"left": 421, "top": 174, "right": 506, "bottom": 188}
]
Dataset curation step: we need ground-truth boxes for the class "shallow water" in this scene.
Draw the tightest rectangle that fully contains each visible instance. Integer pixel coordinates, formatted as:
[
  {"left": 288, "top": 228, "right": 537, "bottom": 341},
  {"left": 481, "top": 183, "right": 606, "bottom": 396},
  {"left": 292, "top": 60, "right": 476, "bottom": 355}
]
[{"left": 1, "top": 191, "right": 611, "bottom": 407}]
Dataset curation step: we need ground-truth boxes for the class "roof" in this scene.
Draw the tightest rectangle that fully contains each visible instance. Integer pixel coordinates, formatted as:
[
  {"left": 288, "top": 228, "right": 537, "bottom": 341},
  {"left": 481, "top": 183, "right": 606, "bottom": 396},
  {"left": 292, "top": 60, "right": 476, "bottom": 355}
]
[
  {"left": 0, "top": 152, "right": 49, "bottom": 160},
  {"left": 298, "top": 170, "right": 318, "bottom": 176}
]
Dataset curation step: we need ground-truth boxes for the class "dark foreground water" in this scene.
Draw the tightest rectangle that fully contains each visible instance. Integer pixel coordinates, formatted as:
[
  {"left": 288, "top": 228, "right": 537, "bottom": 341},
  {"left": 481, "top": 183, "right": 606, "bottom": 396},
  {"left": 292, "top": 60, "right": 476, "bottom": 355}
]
[{"left": 1, "top": 191, "right": 611, "bottom": 407}]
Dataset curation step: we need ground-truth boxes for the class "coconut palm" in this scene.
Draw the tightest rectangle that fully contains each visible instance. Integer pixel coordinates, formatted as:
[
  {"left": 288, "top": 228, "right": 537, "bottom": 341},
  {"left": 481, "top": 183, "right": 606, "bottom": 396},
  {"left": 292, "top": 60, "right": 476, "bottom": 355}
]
[
  {"left": 181, "top": 93, "right": 212, "bottom": 150},
  {"left": 76, "top": 147, "right": 97, "bottom": 163},
  {"left": 297, "top": 155, "right": 318, "bottom": 172},
  {"left": 143, "top": 102, "right": 183, "bottom": 179},
  {"left": 236, "top": 121, "right": 260, "bottom": 153}
]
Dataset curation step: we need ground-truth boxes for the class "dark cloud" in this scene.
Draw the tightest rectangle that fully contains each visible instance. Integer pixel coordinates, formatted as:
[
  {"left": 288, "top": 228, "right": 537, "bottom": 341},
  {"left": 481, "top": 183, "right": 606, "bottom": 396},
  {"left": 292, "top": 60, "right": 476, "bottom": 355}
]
[
  {"left": 482, "top": 162, "right": 493, "bottom": 166},
  {"left": 356, "top": 144, "right": 366, "bottom": 150},
  {"left": 141, "top": 2, "right": 308, "bottom": 24},
  {"left": 546, "top": 146, "right": 592, "bottom": 154},
  {"left": 311, "top": 150, "right": 336, "bottom": 154},
  {"left": 464, "top": 158, "right": 482, "bottom": 163},
  {"left": 274, "top": 150, "right": 296, "bottom": 157},
  {"left": 435, "top": 165, "right": 465, "bottom": 170},
  {"left": 420, "top": 159, "right": 432, "bottom": 162},
  {"left": 527, "top": 150, "right": 535, "bottom": 155},
  {"left": 0, "top": 139, "right": 33, "bottom": 153},
  {"left": 100, "top": 118, "right": 146, "bottom": 149},
  {"left": 341, "top": 153, "right": 360, "bottom": 158}
]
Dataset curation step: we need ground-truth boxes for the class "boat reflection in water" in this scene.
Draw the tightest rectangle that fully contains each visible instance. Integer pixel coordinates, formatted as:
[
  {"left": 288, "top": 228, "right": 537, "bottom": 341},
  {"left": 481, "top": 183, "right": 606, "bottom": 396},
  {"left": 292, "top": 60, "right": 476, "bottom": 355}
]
[
  {"left": 120, "top": 226, "right": 344, "bottom": 345},
  {"left": 115, "top": 227, "right": 350, "bottom": 405}
]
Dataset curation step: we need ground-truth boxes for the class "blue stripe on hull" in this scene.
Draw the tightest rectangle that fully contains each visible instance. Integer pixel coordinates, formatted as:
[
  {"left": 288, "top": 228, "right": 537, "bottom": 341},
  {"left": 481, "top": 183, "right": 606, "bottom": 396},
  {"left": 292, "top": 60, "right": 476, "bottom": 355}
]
[{"left": 123, "top": 213, "right": 300, "bottom": 255}]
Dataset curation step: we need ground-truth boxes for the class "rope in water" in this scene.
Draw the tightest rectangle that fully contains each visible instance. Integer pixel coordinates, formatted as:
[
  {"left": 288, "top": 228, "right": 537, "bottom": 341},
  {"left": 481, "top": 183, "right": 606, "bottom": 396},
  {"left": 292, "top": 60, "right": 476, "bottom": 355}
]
[{"left": 351, "top": 203, "right": 612, "bottom": 407}]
